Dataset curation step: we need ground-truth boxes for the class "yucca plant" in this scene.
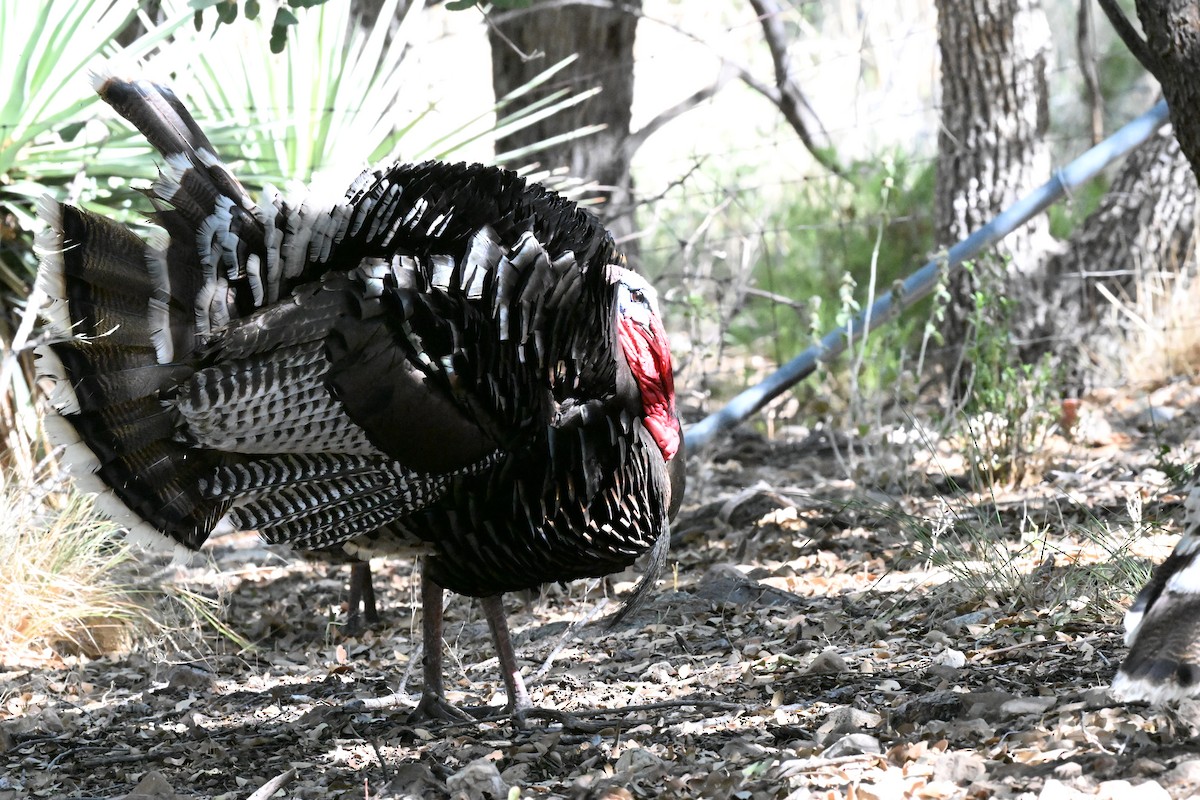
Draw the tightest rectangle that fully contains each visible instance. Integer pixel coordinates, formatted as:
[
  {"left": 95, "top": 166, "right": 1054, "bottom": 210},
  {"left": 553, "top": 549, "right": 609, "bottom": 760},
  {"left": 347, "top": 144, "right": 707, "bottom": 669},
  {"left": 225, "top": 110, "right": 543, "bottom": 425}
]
[
  {"left": 154, "top": 0, "right": 600, "bottom": 189},
  {"left": 0, "top": 1, "right": 194, "bottom": 221}
]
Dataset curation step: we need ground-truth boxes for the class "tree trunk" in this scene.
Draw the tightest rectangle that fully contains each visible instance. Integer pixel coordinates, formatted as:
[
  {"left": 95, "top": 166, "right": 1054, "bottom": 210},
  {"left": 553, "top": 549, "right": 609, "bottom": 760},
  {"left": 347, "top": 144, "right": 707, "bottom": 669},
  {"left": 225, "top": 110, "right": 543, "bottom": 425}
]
[
  {"left": 488, "top": 0, "right": 640, "bottom": 244},
  {"left": 1134, "top": 2, "right": 1200, "bottom": 175},
  {"left": 933, "top": 0, "right": 1053, "bottom": 395},
  {"left": 1038, "top": 128, "right": 1196, "bottom": 387}
]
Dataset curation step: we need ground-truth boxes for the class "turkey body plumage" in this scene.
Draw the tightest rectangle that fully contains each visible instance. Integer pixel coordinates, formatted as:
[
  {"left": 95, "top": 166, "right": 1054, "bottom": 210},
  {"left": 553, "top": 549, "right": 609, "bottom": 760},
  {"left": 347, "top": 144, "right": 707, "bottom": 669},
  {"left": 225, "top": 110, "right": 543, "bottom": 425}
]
[
  {"left": 1112, "top": 488, "right": 1200, "bottom": 704},
  {"left": 36, "top": 73, "right": 684, "bottom": 716}
]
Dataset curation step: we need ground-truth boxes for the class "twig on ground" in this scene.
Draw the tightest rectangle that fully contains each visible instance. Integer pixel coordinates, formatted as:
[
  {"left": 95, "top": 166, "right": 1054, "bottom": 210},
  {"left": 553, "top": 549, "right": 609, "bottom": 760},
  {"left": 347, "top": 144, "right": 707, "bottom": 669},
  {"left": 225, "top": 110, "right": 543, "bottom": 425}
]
[{"left": 247, "top": 768, "right": 297, "bottom": 800}]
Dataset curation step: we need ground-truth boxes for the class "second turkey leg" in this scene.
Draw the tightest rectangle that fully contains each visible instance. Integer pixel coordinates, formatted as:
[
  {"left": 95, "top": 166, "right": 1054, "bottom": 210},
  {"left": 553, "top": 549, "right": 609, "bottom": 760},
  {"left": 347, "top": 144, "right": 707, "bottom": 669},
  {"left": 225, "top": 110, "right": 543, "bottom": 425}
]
[
  {"left": 344, "top": 560, "right": 379, "bottom": 635},
  {"left": 481, "top": 594, "right": 533, "bottom": 713},
  {"left": 410, "top": 560, "right": 533, "bottom": 721}
]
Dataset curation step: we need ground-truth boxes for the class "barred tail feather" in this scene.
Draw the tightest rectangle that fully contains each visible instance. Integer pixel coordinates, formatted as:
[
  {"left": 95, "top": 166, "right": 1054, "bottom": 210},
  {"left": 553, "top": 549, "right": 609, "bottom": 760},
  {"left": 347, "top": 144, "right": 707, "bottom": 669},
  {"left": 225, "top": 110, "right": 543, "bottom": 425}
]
[
  {"left": 36, "top": 200, "right": 231, "bottom": 554},
  {"left": 1113, "top": 504, "right": 1200, "bottom": 703}
]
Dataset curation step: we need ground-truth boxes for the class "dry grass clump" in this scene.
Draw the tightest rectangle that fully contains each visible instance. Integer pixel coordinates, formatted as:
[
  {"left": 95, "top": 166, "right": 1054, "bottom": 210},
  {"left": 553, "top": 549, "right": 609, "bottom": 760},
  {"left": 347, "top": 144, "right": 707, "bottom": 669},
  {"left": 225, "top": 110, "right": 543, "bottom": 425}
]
[
  {"left": 0, "top": 466, "right": 150, "bottom": 662},
  {"left": 1104, "top": 268, "right": 1200, "bottom": 387}
]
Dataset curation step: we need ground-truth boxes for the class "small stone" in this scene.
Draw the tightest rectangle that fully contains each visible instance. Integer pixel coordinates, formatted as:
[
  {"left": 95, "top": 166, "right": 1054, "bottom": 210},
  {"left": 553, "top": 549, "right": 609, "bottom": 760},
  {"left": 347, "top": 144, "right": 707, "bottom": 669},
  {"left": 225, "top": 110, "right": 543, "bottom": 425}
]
[
  {"left": 932, "top": 648, "right": 967, "bottom": 668},
  {"left": 805, "top": 649, "right": 848, "bottom": 675},
  {"left": 164, "top": 664, "right": 214, "bottom": 691},
  {"left": 446, "top": 758, "right": 508, "bottom": 800},
  {"left": 822, "top": 733, "right": 881, "bottom": 758},
  {"left": 1166, "top": 758, "right": 1200, "bottom": 785},
  {"left": 1096, "top": 779, "right": 1168, "bottom": 800},
  {"left": 931, "top": 751, "right": 985, "bottom": 783},
  {"left": 1038, "top": 778, "right": 1086, "bottom": 800},
  {"left": 999, "top": 695, "right": 1055, "bottom": 717},
  {"left": 1131, "top": 758, "right": 1166, "bottom": 777},
  {"left": 613, "top": 747, "right": 664, "bottom": 775},
  {"left": 818, "top": 706, "right": 881, "bottom": 741},
  {"left": 122, "top": 771, "right": 177, "bottom": 800}
]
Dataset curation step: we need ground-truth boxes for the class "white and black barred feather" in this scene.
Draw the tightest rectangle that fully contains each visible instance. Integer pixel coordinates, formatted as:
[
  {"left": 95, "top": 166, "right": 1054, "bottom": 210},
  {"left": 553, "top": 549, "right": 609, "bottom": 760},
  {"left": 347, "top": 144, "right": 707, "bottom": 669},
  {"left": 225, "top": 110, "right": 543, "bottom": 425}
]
[{"left": 1113, "top": 487, "right": 1200, "bottom": 704}]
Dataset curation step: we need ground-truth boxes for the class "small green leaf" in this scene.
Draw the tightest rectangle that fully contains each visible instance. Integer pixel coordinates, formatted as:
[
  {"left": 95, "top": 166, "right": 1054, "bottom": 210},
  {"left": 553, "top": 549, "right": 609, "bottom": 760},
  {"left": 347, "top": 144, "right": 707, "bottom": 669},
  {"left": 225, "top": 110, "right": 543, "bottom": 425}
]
[
  {"left": 270, "top": 7, "right": 299, "bottom": 53},
  {"left": 216, "top": 1, "right": 238, "bottom": 24},
  {"left": 245, "top": 0, "right": 260, "bottom": 19},
  {"left": 445, "top": 0, "right": 479, "bottom": 9}
]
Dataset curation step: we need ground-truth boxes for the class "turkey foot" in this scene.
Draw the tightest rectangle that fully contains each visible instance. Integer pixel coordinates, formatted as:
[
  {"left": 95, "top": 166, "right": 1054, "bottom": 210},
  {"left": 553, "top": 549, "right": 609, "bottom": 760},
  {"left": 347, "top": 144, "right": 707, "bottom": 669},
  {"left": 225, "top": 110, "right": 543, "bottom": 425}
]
[{"left": 406, "top": 691, "right": 476, "bottom": 723}]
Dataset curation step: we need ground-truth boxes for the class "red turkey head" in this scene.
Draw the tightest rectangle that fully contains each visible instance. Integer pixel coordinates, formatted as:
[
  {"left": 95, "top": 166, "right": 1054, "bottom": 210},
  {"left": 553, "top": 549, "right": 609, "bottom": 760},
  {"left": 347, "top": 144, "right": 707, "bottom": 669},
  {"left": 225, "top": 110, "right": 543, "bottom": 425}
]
[{"left": 613, "top": 269, "right": 681, "bottom": 463}]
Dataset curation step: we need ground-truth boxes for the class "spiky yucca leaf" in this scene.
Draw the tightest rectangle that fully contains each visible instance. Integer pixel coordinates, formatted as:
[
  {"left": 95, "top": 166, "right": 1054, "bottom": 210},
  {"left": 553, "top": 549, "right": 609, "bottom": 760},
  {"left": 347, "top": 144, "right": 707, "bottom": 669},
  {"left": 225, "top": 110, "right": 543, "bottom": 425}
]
[
  {"left": 0, "top": 0, "right": 192, "bottom": 205},
  {"left": 153, "top": 0, "right": 600, "bottom": 188}
]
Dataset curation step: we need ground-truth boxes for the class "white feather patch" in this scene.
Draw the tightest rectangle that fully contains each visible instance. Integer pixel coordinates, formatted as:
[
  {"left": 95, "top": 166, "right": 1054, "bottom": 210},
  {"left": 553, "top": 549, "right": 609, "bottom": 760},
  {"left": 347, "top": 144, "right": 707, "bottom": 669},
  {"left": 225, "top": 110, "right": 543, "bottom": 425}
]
[
  {"left": 46, "top": 409, "right": 192, "bottom": 556},
  {"left": 155, "top": 153, "right": 192, "bottom": 202},
  {"left": 35, "top": 347, "right": 81, "bottom": 415},
  {"left": 1165, "top": 550, "right": 1200, "bottom": 597},
  {"left": 246, "top": 253, "right": 264, "bottom": 306},
  {"left": 1111, "top": 670, "right": 1198, "bottom": 705},
  {"left": 33, "top": 197, "right": 74, "bottom": 337}
]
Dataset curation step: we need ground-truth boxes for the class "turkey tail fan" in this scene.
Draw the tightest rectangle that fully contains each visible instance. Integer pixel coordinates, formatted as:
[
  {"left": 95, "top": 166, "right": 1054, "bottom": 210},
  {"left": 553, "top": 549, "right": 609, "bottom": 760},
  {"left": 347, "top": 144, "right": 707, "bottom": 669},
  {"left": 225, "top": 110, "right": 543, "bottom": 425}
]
[
  {"left": 1113, "top": 518, "right": 1200, "bottom": 703},
  {"left": 35, "top": 199, "right": 231, "bottom": 553}
]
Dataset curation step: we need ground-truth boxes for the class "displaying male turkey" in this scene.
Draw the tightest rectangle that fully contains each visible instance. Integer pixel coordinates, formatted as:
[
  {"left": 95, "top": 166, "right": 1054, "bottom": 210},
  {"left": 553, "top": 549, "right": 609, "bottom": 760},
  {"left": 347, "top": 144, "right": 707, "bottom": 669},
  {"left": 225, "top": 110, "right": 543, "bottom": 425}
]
[
  {"left": 1112, "top": 489, "right": 1200, "bottom": 704},
  {"left": 35, "top": 72, "right": 685, "bottom": 718}
]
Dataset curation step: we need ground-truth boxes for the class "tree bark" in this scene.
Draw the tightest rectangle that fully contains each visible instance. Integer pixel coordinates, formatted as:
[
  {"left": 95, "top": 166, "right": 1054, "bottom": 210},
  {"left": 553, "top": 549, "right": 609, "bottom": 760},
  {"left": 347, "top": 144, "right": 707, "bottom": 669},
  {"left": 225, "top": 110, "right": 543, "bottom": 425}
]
[
  {"left": 933, "top": 0, "right": 1053, "bottom": 395},
  {"left": 1133, "top": 1, "right": 1200, "bottom": 175},
  {"left": 488, "top": 0, "right": 640, "bottom": 243},
  {"left": 1038, "top": 128, "right": 1196, "bottom": 387}
]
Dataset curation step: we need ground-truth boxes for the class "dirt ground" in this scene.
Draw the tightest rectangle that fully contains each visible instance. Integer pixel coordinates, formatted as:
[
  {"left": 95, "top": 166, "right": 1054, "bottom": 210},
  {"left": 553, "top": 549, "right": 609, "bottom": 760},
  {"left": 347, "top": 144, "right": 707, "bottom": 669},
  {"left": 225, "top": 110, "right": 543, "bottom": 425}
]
[{"left": 5, "top": 381, "right": 1200, "bottom": 800}]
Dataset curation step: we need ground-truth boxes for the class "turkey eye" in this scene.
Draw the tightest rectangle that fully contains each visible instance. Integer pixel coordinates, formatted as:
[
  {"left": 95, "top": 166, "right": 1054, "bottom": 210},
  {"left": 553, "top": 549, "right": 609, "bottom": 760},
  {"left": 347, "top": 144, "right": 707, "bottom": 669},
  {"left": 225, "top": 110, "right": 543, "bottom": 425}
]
[{"left": 630, "top": 289, "right": 645, "bottom": 304}]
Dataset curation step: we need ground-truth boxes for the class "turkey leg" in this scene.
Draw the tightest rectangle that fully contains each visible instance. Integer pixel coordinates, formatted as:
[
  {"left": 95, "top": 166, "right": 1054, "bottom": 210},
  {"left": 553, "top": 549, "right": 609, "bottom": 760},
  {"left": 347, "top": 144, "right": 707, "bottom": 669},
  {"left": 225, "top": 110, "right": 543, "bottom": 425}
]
[
  {"left": 409, "top": 562, "right": 532, "bottom": 721},
  {"left": 480, "top": 594, "right": 533, "bottom": 713},
  {"left": 409, "top": 565, "right": 472, "bottom": 721},
  {"left": 344, "top": 560, "right": 379, "bottom": 634}
]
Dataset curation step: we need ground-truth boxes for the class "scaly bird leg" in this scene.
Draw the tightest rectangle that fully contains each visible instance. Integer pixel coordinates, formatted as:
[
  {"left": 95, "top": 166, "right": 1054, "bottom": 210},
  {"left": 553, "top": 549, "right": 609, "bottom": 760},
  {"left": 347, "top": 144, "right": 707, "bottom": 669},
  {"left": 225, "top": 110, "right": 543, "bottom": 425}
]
[
  {"left": 409, "top": 561, "right": 471, "bottom": 722},
  {"left": 481, "top": 594, "right": 533, "bottom": 714},
  {"left": 344, "top": 560, "right": 379, "bottom": 635}
]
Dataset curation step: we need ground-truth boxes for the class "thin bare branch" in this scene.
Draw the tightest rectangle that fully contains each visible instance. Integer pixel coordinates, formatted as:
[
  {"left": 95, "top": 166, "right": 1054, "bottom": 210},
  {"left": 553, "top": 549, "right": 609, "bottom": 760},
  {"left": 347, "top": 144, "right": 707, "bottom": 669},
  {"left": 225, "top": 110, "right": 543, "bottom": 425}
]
[
  {"left": 747, "top": 0, "right": 845, "bottom": 177},
  {"left": 1078, "top": 0, "right": 1105, "bottom": 145},
  {"left": 492, "top": 0, "right": 844, "bottom": 177},
  {"left": 623, "top": 70, "right": 733, "bottom": 156},
  {"left": 1095, "top": 0, "right": 1162, "bottom": 77}
]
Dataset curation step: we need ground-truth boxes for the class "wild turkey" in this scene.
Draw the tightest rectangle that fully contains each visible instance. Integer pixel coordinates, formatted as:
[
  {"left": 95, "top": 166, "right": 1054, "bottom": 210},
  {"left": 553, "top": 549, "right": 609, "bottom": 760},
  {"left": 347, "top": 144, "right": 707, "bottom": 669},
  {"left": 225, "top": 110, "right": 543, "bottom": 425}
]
[
  {"left": 1112, "top": 489, "right": 1200, "bottom": 704},
  {"left": 35, "top": 72, "right": 685, "bottom": 717}
]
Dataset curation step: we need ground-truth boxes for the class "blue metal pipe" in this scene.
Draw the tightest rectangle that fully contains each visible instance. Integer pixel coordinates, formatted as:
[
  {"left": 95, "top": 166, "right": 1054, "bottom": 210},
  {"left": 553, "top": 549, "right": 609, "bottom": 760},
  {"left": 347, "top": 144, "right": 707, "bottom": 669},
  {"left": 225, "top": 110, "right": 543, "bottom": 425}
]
[{"left": 684, "top": 99, "right": 1171, "bottom": 450}]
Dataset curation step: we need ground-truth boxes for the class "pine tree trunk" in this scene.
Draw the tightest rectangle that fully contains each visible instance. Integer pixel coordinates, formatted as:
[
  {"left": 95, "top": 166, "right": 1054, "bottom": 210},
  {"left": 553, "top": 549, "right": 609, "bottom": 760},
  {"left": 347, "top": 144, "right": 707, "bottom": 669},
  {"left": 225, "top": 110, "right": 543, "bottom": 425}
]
[
  {"left": 933, "top": 0, "right": 1053, "bottom": 395},
  {"left": 488, "top": 1, "right": 640, "bottom": 243}
]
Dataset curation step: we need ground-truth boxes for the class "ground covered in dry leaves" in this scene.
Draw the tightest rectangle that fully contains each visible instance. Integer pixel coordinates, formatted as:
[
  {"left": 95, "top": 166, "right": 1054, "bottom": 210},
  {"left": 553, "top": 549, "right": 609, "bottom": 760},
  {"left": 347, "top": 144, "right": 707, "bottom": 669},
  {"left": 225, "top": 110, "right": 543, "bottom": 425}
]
[{"left": 7, "top": 382, "right": 1200, "bottom": 799}]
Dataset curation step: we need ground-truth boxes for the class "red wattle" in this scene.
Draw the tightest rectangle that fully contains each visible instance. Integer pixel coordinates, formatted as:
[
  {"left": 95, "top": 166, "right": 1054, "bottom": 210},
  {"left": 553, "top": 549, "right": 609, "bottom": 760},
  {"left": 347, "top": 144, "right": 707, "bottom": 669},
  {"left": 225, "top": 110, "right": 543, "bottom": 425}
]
[{"left": 618, "top": 315, "right": 680, "bottom": 461}]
